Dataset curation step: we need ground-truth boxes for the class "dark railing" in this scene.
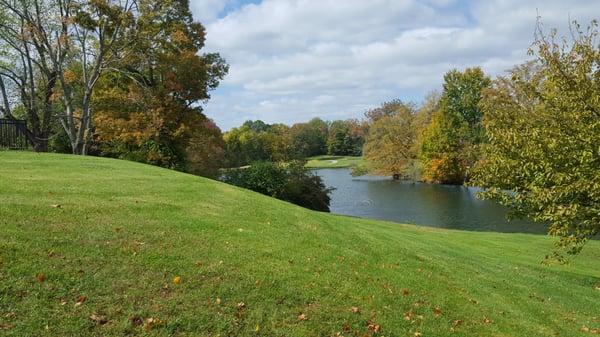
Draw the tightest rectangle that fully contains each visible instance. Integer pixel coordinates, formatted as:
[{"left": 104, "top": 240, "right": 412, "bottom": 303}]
[{"left": 0, "top": 119, "right": 29, "bottom": 149}]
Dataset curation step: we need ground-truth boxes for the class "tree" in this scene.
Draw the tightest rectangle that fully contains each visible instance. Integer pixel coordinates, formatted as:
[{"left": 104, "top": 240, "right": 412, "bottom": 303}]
[
  {"left": 419, "top": 67, "right": 490, "bottom": 184},
  {"left": 185, "top": 118, "right": 225, "bottom": 178},
  {"left": 93, "top": 0, "right": 228, "bottom": 170},
  {"left": 327, "top": 119, "right": 366, "bottom": 156},
  {"left": 363, "top": 100, "right": 416, "bottom": 178},
  {"left": 0, "top": 0, "right": 59, "bottom": 151},
  {"left": 289, "top": 118, "right": 328, "bottom": 158},
  {"left": 0, "top": 0, "right": 136, "bottom": 154},
  {"left": 473, "top": 21, "right": 600, "bottom": 259},
  {"left": 364, "top": 99, "right": 407, "bottom": 122}
]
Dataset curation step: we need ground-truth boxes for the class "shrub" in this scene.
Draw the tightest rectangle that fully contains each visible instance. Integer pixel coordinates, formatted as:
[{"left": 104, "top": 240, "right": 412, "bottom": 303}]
[{"left": 221, "top": 161, "right": 333, "bottom": 212}]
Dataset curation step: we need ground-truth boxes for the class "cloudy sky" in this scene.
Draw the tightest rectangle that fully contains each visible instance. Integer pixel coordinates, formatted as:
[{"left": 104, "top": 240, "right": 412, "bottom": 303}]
[{"left": 190, "top": 0, "right": 600, "bottom": 130}]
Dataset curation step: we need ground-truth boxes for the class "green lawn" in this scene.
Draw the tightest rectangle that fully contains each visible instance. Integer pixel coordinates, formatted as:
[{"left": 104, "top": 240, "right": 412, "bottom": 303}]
[
  {"left": 1, "top": 152, "right": 599, "bottom": 337},
  {"left": 305, "top": 155, "right": 363, "bottom": 168}
]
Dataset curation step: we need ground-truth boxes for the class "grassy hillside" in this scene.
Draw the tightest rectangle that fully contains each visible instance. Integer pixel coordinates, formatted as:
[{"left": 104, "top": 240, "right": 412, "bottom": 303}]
[
  {"left": 305, "top": 155, "right": 363, "bottom": 169},
  {"left": 1, "top": 152, "right": 599, "bottom": 337}
]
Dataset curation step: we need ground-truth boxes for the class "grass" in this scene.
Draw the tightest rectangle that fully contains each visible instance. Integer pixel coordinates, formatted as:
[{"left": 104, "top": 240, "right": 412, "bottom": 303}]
[
  {"left": 305, "top": 155, "right": 363, "bottom": 169},
  {"left": 1, "top": 151, "right": 599, "bottom": 337}
]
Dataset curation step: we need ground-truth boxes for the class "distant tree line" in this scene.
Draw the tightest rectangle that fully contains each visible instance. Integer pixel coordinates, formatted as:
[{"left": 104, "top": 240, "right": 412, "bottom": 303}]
[{"left": 223, "top": 118, "right": 367, "bottom": 168}]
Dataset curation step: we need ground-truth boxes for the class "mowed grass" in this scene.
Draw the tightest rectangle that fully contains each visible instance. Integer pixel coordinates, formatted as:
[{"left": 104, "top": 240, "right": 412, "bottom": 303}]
[
  {"left": 305, "top": 155, "right": 363, "bottom": 169},
  {"left": 1, "top": 152, "right": 600, "bottom": 337}
]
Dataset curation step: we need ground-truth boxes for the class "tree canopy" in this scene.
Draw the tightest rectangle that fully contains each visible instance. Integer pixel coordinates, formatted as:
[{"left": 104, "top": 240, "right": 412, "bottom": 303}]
[{"left": 473, "top": 21, "right": 600, "bottom": 259}]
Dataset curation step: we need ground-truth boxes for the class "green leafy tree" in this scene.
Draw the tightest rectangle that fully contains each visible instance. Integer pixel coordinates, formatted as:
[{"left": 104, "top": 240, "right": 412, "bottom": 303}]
[
  {"left": 473, "top": 21, "right": 600, "bottom": 259},
  {"left": 289, "top": 118, "right": 328, "bottom": 157},
  {"left": 327, "top": 120, "right": 354, "bottom": 155},
  {"left": 420, "top": 67, "right": 490, "bottom": 184},
  {"left": 327, "top": 120, "right": 366, "bottom": 156}
]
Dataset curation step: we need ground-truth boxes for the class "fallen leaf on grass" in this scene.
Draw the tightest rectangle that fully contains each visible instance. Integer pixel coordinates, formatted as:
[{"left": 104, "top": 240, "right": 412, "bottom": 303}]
[
  {"left": 51, "top": 204, "right": 61, "bottom": 208},
  {"left": 255, "top": 324, "right": 260, "bottom": 332},
  {"left": 433, "top": 307, "right": 443, "bottom": 317},
  {"left": 404, "top": 311, "right": 413, "bottom": 321},
  {"left": 143, "top": 317, "right": 161, "bottom": 331},
  {"left": 483, "top": 317, "right": 493, "bottom": 324},
  {"left": 36, "top": 273, "right": 46, "bottom": 283},
  {"left": 173, "top": 276, "right": 181, "bottom": 285},
  {"left": 414, "top": 332, "right": 422, "bottom": 337},
  {"left": 367, "top": 321, "right": 381, "bottom": 333},
  {"left": 89, "top": 314, "right": 108, "bottom": 325},
  {"left": 59, "top": 299, "right": 67, "bottom": 306},
  {"left": 215, "top": 298, "right": 221, "bottom": 305},
  {"left": 298, "top": 313, "right": 307, "bottom": 321},
  {"left": 237, "top": 302, "right": 246, "bottom": 309},
  {"left": 468, "top": 298, "right": 478, "bottom": 304},
  {"left": 350, "top": 306, "right": 360, "bottom": 314},
  {"left": 402, "top": 289, "right": 410, "bottom": 296},
  {"left": 450, "top": 319, "right": 464, "bottom": 332},
  {"left": 75, "top": 296, "right": 87, "bottom": 307},
  {"left": 581, "top": 326, "right": 600, "bottom": 334}
]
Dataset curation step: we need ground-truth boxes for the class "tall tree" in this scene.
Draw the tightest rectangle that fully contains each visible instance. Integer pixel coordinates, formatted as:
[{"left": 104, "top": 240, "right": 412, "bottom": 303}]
[
  {"left": 419, "top": 67, "right": 490, "bottom": 184},
  {"left": 0, "top": 0, "right": 59, "bottom": 151},
  {"left": 363, "top": 101, "right": 416, "bottom": 178},
  {"left": 474, "top": 21, "right": 600, "bottom": 259},
  {"left": 93, "top": 0, "right": 228, "bottom": 170},
  {"left": 0, "top": 0, "right": 135, "bottom": 154}
]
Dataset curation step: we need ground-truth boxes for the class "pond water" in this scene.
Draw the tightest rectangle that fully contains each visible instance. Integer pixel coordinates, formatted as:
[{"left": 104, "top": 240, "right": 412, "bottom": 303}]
[{"left": 315, "top": 168, "right": 546, "bottom": 234}]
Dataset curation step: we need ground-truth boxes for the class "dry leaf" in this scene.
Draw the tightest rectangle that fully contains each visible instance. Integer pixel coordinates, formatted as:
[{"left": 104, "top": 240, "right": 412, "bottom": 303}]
[
  {"left": 173, "top": 276, "right": 181, "bottom": 285},
  {"left": 350, "top": 306, "right": 360, "bottom": 314},
  {"left": 298, "top": 313, "right": 307, "bottom": 321},
  {"left": 89, "top": 314, "right": 108, "bottom": 325},
  {"left": 143, "top": 317, "right": 161, "bottom": 331},
  {"left": 59, "top": 299, "right": 67, "bottom": 306},
  {"left": 483, "top": 317, "right": 492, "bottom": 324},
  {"left": 468, "top": 298, "right": 478, "bottom": 304},
  {"left": 402, "top": 289, "right": 410, "bottom": 296},
  {"left": 75, "top": 295, "right": 87, "bottom": 306},
  {"left": 367, "top": 321, "right": 381, "bottom": 333},
  {"left": 51, "top": 204, "right": 62, "bottom": 208},
  {"left": 433, "top": 307, "right": 443, "bottom": 317},
  {"left": 414, "top": 332, "right": 422, "bottom": 337},
  {"left": 237, "top": 302, "right": 246, "bottom": 309},
  {"left": 403, "top": 311, "right": 413, "bottom": 321},
  {"left": 36, "top": 273, "right": 46, "bottom": 283},
  {"left": 255, "top": 324, "right": 260, "bottom": 332},
  {"left": 215, "top": 298, "right": 221, "bottom": 305}
]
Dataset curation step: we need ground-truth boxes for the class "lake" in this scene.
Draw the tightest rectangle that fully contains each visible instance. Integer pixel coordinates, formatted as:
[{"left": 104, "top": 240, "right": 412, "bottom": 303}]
[{"left": 315, "top": 168, "right": 546, "bottom": 234}]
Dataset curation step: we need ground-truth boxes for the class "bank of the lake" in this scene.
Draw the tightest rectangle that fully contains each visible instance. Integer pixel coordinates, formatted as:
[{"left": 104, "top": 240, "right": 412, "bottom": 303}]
[
  {"left": 315, "top": 168, "right": 546, "bottom": 234},
  {"left": 305, "top": 155, "right": 362, "bottom": 168}
]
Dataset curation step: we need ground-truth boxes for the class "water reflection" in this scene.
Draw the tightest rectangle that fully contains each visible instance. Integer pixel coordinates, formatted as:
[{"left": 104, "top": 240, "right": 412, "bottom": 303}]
[{"left": 315, "top": 168, "right": 546, "bottom": 234}]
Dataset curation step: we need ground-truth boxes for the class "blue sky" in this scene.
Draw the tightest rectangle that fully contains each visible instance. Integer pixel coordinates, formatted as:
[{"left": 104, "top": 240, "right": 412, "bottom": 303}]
[{"left": 189, "top": 0, "right": 600, "bottom": 130}]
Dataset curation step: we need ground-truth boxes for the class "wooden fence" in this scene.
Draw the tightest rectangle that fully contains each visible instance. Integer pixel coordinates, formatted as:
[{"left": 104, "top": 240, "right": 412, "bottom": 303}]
[{"left": 0, "top": 119, "right": 29, "bottom": 149}]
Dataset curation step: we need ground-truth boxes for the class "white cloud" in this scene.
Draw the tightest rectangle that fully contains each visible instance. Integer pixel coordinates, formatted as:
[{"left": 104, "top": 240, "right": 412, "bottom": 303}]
[{"left": 190, "top": 0, "right": 600, "bottom": 129}]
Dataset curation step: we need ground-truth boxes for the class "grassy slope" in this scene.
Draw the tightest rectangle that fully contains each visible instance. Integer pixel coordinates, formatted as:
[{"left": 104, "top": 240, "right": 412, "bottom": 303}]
[
  {"left": 305, "top": 155, "right": 363, "bottom": 169},
  {"left": 1, "top": 152, "right": 599, "bottom": 337}
]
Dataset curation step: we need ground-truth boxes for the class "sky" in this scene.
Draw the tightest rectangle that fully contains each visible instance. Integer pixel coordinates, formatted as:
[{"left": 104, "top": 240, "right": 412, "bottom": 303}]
[{"left": 189, "top": 0, "right": 600, "bottom": 130}]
